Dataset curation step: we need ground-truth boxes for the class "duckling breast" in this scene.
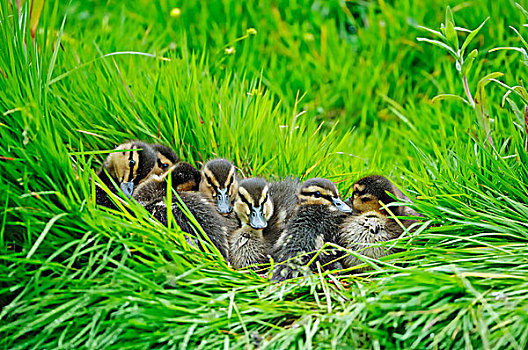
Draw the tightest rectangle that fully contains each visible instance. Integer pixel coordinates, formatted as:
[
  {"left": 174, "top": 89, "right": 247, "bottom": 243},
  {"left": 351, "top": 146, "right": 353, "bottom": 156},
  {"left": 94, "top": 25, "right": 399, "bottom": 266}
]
[
  {"left": 338, "top": 213, "right": 404, "bottom": 270},
  {"left": 228, "top": 227, "right": 270, "bottom": 270}
]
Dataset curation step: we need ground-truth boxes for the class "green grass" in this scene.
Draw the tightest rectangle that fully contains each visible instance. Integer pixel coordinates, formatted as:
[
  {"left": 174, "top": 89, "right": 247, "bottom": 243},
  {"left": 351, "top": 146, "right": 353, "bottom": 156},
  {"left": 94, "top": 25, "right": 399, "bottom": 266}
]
[{"left": 1, "top": 0, "right": 528, "bottom": 348}]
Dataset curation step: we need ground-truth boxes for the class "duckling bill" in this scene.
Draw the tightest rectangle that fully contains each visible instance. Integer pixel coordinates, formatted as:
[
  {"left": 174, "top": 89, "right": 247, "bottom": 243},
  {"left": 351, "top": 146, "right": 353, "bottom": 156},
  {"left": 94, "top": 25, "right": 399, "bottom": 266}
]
[{"left": 96, "top": 141, "right": 158, "bottom": 208}]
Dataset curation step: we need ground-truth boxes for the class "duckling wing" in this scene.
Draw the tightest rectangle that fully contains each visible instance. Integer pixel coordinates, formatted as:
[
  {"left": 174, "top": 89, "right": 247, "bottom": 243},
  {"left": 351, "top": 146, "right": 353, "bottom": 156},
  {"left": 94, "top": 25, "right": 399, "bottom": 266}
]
[
  {"left": 228, "top": 228, "right": 271, "bottom": 270},
  {"left": 229, "top": 230, "right": 250, "bottom": 251}
]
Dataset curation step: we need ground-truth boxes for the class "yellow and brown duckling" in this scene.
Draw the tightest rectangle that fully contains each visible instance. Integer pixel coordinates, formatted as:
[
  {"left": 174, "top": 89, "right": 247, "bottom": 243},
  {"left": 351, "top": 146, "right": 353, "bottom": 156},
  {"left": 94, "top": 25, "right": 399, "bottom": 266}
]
[
  {"left": 350, "top": 175, "right": 414, "bottom": 216},
  {"left": 338, "top": 175, "right": 417, "bottom": 272},
  {"left": 199, "top": 159, "right": 238, "bottom": 215},
  {"left": 150, "top": 143, "right": 179, "bottom": 176},
  {"left": 229, "top": 178, "right": 274, "bottom": 271},
  {"left": 272, "top": 178, "right": 352, "bottom": 281},
  {"left": 95, "top": 141, "right": 158, "bottom": 208},
  {"left": 133, "top": 162, "right": 233, "bottom": 259}
]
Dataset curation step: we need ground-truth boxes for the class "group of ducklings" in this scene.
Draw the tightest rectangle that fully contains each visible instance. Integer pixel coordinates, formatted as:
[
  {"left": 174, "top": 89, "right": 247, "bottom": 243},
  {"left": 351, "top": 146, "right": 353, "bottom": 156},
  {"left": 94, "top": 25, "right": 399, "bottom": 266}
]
[{"left": 95, "top": 141, "right": 418, "bottom": 281}]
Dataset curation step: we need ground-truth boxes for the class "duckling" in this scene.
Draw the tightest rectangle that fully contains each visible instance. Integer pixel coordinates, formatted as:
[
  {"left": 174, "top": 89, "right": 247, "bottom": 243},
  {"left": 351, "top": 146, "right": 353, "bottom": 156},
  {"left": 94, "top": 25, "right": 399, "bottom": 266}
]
[
  {"left": 338, "top": 175, "right": 418, "bottom": 272},
  {"left": 95, "top": 141, "right": 158, "bottom": 208},
  {"left": 228, "top": 178, "right": 274, "bottom": 271},
  {"left": 350, "top": 175, "right": 417, "bottom": 217},
  {"left": 199, "top": 159, "right": 239, "bottom": 215},
  {"left": 133, "top": 161, "right": 202, "bottom": 205},
  {"left": 134, "top": 162, "right": 233, "bottom": 259},
  {"left": 169, "top": 162, "right": 202, "bottom": 192},
  {"left": 150, "top": 143, "right": 179, "bottom": 176},
  {"left": 272, "top": 178, "right": 352, "bottom": 281}
]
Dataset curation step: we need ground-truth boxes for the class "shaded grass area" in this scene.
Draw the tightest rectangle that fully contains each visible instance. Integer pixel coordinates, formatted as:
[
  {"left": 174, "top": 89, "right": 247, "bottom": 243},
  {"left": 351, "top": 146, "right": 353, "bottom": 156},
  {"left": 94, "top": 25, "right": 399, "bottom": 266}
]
[{"left": 1, "top": 0, "right": 528, "bottom": 348}]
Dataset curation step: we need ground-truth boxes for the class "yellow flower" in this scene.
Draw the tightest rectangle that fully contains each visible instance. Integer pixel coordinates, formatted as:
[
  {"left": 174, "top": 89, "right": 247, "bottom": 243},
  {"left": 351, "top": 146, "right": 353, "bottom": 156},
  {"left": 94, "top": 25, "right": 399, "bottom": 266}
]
[{"left": 170, "top": 8, "right": 181, "bottom": 18}]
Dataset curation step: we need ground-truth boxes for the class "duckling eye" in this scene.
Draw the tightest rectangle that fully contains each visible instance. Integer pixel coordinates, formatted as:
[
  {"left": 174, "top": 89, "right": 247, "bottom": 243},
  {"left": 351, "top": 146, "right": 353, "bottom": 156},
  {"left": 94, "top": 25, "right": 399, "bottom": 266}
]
[
  {"left": 314, "top": 191, "right": 321, "bottom": 198},
  {"left": 129, "top": 159, "right": 136, "bottom": 168},
  {"left": 161, "top": 163, "right": 169, "bottom": 170}
]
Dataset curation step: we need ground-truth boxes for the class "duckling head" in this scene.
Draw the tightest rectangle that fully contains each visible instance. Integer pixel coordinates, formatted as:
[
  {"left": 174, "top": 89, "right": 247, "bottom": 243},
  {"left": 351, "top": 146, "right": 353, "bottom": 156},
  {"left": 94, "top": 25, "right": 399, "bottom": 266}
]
[
  {"left": 170, "top": 162, "right": 201, "bottom": 192},
  {"left": 234, "top": 178, "right": 274, "bottom": 230},
  {"left": 351, "top": 175, "right": 400, "bottom": 215},
  {"left": 102, "top": 141, "right": 157, "bottom": 198},
  {"left": 298, "top": 178, "right": 352, "bottom": 213},
  {"left": 200, "top": 159, "right": 238, "bottom": 214},
  {"left": 150, "top": 143, "right": 179, "bottom": 176}
]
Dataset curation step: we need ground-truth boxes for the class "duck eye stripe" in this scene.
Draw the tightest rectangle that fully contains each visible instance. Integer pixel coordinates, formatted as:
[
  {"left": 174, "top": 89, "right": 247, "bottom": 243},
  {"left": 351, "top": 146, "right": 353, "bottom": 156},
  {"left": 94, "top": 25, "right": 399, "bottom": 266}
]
[
  {"left": 205, "top": 174, "right": 217, "bottom": 190},
  {"left": 134, "top": 150, "right": 150, "bottom": 184},
  {"left": 127, "top": 151, "right": 135, "bottom": 182},
  {"left": 303, "top": 191, "right": 322, "bottom": 196},
  {"left": 303, "top": 191, "right": 333, "bottom": 202},
  {"left": 239, "top": 193, "right": 252, "bottom": 207}
]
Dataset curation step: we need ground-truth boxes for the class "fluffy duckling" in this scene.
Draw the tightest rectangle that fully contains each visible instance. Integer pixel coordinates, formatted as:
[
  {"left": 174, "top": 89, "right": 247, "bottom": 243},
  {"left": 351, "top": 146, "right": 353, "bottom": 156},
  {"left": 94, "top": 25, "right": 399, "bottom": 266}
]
[
  {"left": 338, "top": 175, "right": 417, "bottom": 272},
  {"left": 150, "top": 143, "right": 179, "bottom": 176},
  {"left": 134, "top": 162, "right": 233, "bottom": 259},
  {"left": 229, "top": 178, "right": 274, "bottom": 271},
  {"left": 133, "top": 162, "right": 201, "bottom": 205},
  {"left": 272, "top": 178, "right": 352, "bottom": 281},
  {"left": 350, "top": 175, "right": 416, "bottom": 217},
  {"left": 199, "top": 159, "right": 238, "bottom": 215},
  {"left": 96, "top": 141, "right": 158, "bottom": 208}
]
